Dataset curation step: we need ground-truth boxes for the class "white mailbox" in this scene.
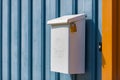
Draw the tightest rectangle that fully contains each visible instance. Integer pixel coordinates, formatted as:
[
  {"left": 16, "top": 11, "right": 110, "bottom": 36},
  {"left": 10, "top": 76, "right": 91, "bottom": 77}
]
[{"left": 47, "top": 13, "right": 86, "bottom": 74}]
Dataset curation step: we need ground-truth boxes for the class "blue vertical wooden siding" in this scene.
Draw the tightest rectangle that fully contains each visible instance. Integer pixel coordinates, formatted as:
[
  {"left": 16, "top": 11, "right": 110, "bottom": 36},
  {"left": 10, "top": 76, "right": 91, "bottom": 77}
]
[
  {"left": 21, "top": 0, "right": 30, "bottom": 80},
  {"left": 0, "top": 0, "right": 100, "bottom": 80},
  {"left": 2, "top": 0, "right": 9, "bottom": 80},
  {"left": 2, "top": 0, "right": 11, "bottom": 80},
  {"left": 11, "top": 0, "right": 21, "bottom": 80},
  {"left": 0, "top": 0, "right": 2, "bottom": 80},
  {"left": 33, "top": 0, "right": 42, "bottom": 80},
  {"left": 46, "top": 0, "right": 58, "bottom": 80}
]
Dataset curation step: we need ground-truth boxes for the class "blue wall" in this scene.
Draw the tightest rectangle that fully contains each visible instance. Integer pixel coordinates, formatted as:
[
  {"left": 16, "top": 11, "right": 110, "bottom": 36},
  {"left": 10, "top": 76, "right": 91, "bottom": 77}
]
[{"left": 0, "top": 0, "right": 101, "bottom": 80}]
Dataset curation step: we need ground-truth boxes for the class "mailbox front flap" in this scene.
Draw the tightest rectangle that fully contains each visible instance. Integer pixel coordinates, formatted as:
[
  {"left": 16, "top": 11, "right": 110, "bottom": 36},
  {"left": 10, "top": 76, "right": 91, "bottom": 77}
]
[{"left": 47, "top": 13, "right": 86, "bottom": 25}]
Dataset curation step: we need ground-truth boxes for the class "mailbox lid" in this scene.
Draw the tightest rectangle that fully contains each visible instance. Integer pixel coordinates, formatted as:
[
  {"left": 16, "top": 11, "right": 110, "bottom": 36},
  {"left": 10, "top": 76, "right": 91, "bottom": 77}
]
[{"left": 47, "top": 13, "right": 86, "bottom": 25}]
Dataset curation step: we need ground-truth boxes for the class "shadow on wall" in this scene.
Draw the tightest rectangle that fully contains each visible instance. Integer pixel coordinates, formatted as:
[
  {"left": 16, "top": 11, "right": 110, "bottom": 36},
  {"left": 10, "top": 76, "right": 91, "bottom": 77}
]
[
  {"left": 71, "top": 19, "right": 102, "bottom": 80},
  {"left": 57, "top": 19, "right": 104, "bottom": 80},
  {"left": 96, "top": 24, "right": 102, "bottom": 80}
]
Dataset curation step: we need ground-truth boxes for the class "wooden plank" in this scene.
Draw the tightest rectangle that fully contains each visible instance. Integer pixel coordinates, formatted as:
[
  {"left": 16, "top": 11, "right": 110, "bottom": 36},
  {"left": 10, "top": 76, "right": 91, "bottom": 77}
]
[
  {"left": 11, "top": 0, "right": 21, "bottom": 80},
  {"left": 2, "top": 0, "right": 10, "bottom": 80},
  {"left": 84, "top": 0, "right": 92, "bottom": 19},
  {"left": 78, "top": 0, "right": 84, "bottom": 13},
  {"left": 21, "top": 0, "right": 30, "bottom": 80},
  {"left": 46, "top": 0, "right": 57, "bottom": 80},
  {"left": 32, "top": 0, "right": 42, "bottom": 80},
  {"left": 60, "top": 0, "right": 72, "bottom": 16},
  {"left": 102, "top": 0, "right": 117, "bottom": 79},
  {"left": 102, "top": 0, "right": 112, "bottom": 79},
  {"left": 0, "top": 0, "right": 2, "bottom": 79}
]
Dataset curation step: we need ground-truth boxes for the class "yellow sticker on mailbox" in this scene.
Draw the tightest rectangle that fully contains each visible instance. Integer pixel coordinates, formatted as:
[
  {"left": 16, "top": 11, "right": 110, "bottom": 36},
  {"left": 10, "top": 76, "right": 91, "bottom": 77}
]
[{"left": 70, "top": 23, "right": 77, "bottom": 32}]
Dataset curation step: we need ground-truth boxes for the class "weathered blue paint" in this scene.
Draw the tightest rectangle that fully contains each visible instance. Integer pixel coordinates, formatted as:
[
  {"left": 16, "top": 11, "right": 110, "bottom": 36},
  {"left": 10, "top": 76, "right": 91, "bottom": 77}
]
[
  {"left": 11, "top": 0, "right": 21, "bottom": 80},
  {"left": 46, "top": 0, "right": 58, "bottom": 80},
  {"left": 0, "top": 0, "right": 2, "bottom": 80},
  {"left": 21, "top": 0, "right": 30, "bottom": 80},
  {"left": 28, "top": 0, "right": 32, "bottom": 80},
  {"left": 33, "top": 0, "right": 42, "bottom": 80},
  {"left": 41, "top": 0, "right": 46, "bottom": 80},
  {"left": 2, "top": 0, "right": 9, "bottom": 80},
  {"left": 0, "top": 0, "right": 101, "bottom": 80}
]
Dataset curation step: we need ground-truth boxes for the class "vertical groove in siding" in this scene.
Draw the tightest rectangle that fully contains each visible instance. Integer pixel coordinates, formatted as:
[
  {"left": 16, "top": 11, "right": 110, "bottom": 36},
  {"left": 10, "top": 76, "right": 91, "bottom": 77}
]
[
  {"left": 8, "top": 0, "right": 11, "bottom": 80},
  {"left": 56, "top": 0, "right": 60, "bottom": 17},
  {"left": 0, "top": 0, "right": 2, "bottom": 80},
  {"left": 71, "top": 75, "right": 76, "bottom": 80},
  {"left": 55, "top": 73, "right": 60, "bottom": 80},
  {"left": 72, "top": 0, "right": 78, "bottom": 14},
  {"left": 18, "top": 0, "right": 21, "bottom": 80},
  {"left": 55, "top": 0, "right": 60, "bottom": 80},
  {"left": 92, "top": 0, "right": 98, "bottom": 79},
  {"left": 41, "top": 0, "right": 46, "bottom": 80},
  {"left": 71, "top": 74, "right": 76, "bottom": 80},
  {"left": 28, "top": 0, "right": 33, "bottom": 80},
  {"left": 93, "top": 0, "right": 98, "bottom": 79}
]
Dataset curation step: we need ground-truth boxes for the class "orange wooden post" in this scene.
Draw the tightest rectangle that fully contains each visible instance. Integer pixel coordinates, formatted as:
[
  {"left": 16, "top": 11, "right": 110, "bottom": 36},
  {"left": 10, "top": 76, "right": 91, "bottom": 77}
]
[
  {"left": 102, "top": 0, "right": 117, "bottom": 80},
  {"left": 118, "top": 0, "right": 120, "bottom": 79}
]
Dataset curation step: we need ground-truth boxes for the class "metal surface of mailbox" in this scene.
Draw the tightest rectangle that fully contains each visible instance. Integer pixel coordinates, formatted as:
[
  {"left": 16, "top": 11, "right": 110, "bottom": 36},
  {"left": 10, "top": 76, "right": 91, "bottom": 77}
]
[{"left": 48, "top": 14, "right": 86, "bottom": 74}]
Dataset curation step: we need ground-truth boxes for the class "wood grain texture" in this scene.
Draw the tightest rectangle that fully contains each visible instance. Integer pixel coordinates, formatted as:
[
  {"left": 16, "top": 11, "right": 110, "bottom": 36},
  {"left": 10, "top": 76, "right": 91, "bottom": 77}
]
[
  {"left": 102, "top": 0, "right": 112, "bottom": 79},
  {"left": 102, "top": 0, "right": 117, "bottom": 79}
]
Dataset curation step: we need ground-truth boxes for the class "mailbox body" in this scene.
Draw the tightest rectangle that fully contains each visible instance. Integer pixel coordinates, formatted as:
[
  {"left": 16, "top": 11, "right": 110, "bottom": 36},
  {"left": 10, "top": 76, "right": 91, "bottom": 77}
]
[{"left": 48, "top": 14, "right": 86, "bottom": 74}]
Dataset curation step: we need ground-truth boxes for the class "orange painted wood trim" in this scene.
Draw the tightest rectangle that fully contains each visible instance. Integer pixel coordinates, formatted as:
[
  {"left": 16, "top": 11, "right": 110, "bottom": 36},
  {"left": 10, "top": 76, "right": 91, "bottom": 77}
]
[
  {"left": 102, "top": 0, "right": 117, "bottom": 80},
  {"left": 117, "top": 0, "right": 120, "bottom": 79}
]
